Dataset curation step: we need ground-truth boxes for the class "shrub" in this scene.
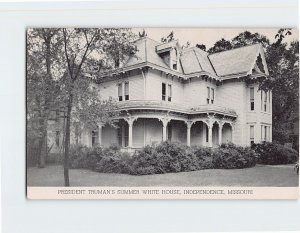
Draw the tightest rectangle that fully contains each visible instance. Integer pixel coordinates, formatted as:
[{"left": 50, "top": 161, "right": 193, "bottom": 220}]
[
  {"left": 190, "top": 146, "right": 214, "bottom": 169},
  {"left": 213, "top": 143, "right": 257, "bottom": 169},
  {"left": 69, "top": 145, "right": 102, "bottom": 170},
  {"left": 252, "top": 142, "right": 299, "bottom": 165}
]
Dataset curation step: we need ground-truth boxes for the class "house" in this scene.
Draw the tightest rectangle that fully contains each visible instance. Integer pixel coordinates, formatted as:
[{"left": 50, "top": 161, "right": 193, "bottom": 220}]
[{"left": 49, "top": 36, "right": 272, "bottom": 152}]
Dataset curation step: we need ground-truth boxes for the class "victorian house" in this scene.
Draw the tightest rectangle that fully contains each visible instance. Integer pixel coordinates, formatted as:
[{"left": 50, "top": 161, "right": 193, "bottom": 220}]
[{"left": 49, "top": 36, "right": 272, "bottom": 152}]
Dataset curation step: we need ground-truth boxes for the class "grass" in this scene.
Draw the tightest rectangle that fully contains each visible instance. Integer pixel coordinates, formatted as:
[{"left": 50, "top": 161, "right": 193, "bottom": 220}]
[{"left": 27, "top": 164, "right": 299, "bottom": 187}]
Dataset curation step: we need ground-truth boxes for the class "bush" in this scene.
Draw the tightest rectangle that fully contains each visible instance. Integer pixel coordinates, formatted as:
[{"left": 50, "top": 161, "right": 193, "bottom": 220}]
[
  {"left": 252, "top": 142, "right": 299, "bottom": 165},
  {"left": 213, "top": 144, "right": 257, "bottom": 169},
  {"left": 69, "top": 141, "right": 260, "bottom": 175},
  {"left": 69, "top": 145, "right": 103, "bottom": 170}
]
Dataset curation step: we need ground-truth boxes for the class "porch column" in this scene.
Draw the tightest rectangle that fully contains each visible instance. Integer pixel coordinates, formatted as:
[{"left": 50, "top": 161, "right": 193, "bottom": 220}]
[
  {"left": 218, "top": 122, "right": 223, "bottom": 146},
  {"left": 208, "top": 125, "right": 213, "bottom": 147},
  {"left": 125, "top": 117, "right": 136, "bottom": 148},
  {"left": 128, "top": 121, "right": 133, "bottom": 148},
  {"left": 186, "top": 121, "right": 193, "bottom": 147},
  {"left": 97, "top": 123, "right": 103, "bottom": 146},
  {"left": 161, "top": 118, "right": 169, "bottom": 141}
]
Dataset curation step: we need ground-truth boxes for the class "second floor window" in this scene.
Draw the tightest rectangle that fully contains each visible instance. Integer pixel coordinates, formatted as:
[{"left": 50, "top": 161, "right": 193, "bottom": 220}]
[
  {"left": 162, "top": 83, "right": 166, "bottom": 101},
  {"left": 250, "top": 87, "right": 254, "bottom": 111},
  {"left": 118, "top": 82, "right": 129, "bottom": 101},
  {"left": 168, "top": 84, "right": 172, "bottom": 102},
  {"left": 124, "top": 81, "right": 129, "bottom": 100},
  {"left": 207, "top": 87, "right": 214, "bottom": 104},
  {"left": 118, "top": 83, "right": 123, "bottom": 101},
  {"left": 264, "top": 91, "right": 267, "bottom": 112}
]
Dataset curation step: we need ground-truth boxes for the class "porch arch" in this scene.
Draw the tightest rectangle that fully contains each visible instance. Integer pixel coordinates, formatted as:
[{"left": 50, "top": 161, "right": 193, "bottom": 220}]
[{"left": 222, "top": 122, "right": 233, "bottom": 144}]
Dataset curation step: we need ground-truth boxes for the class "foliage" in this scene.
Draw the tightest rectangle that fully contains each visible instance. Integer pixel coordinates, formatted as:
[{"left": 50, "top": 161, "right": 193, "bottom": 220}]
[
  {"left": 252, "top": 142, "right": 299, "bottom": 165},
  {"left": 196, "top": 44, "right": 206, "bottom": 51},
  {"left": 213, "top": 143, "right": 258, "bottom": 169},
  {"left": 207, "top": 38, "right": 233, "bottom": 53}
]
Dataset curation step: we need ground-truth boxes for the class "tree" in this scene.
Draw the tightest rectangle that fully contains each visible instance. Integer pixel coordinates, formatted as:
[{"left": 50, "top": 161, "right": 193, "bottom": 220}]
[
  {"left": 27, "top": 29, "right": 63, "bottom": 167},
  {"left": 207, "top": 38, "right": 233, "bottom": 53},
  {"left": 61, "top": 28, "right": 136, "bottom": 186},
  {"left": 196, "top": 43, "right": 206, "bottom": 51},
  {"left": 231, "top": 31, "right": 270, "bottom": 48}
]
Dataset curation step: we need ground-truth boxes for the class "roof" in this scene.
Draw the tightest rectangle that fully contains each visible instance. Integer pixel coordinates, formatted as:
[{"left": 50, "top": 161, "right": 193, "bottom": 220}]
[
  {"left": 180, "top": 47, "right": 216, "bottom": 75},
  {"left": 208, "top": 44, "right": 264, "bottom": 77},
  {"left": 124, "top": 37, "right": 171, "bottom": 70},
  {"left": 110, "top": 37, "right": 268, "bottom": 81}
]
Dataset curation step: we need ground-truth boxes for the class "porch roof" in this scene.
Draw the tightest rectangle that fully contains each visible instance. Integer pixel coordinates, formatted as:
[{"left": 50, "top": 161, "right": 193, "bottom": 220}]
[{"left": 116, "top": 100, "right": 237, "bottom": 117}]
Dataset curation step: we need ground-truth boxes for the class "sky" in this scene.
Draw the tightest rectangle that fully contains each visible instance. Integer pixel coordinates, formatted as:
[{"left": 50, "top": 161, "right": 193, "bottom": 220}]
[{"left": 132, "top": 28, "right": 298, "bottom": 48}]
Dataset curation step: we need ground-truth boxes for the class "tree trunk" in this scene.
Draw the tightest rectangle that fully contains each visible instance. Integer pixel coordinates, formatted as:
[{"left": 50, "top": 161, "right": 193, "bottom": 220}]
[
  {"left": 64, "top": 93, "right": 73, "bottom": 187},
  {"left": 38, "top": 116, "right": 47, "bottom": 168}
]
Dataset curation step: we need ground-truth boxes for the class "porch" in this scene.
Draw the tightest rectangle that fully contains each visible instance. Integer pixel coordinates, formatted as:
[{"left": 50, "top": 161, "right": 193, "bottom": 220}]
[{"left": 90, "top": 114, "right": 234, "bottom": 151}]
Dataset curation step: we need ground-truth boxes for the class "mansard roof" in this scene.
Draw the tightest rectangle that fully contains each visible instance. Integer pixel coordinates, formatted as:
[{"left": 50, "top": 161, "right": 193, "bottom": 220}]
[{"left": 107, "top": 37, "right": 268, "bottom": 81}]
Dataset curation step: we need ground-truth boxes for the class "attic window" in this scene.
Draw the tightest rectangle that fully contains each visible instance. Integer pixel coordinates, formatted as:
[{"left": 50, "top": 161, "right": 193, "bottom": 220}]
[
  {"left": 256, "top": 54, "right": 265, "bottom": 73},
  {"left": 173, "top": 63, "right": 177, "bottom": 70}
]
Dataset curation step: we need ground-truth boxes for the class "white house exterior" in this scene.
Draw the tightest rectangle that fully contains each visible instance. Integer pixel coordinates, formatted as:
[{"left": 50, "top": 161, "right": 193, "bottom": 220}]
[{"left": 50, "top": 37, "right": 272, "bottom": 152}]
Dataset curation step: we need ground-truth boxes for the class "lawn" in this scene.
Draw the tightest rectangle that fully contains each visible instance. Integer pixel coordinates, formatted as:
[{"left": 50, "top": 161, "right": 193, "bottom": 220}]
[{"left": 27, "top": 164, "right": 299, "bottom": 187}]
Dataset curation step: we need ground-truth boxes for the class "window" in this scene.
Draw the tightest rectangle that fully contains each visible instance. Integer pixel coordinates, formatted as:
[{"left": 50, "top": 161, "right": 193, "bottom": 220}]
[
  {"left": 264, "top": 126, "right": 267, "bottom": 141},
  {"left": 261, "top": 91, "right": 263, "bottom": 111},
  {"left": 250, "top": 125, "right": 254, "bottom": 145},
  {"left": 250, "top": 87, "right": 254, "bottom": 111},
  {"left": 55, "top": 131, "right": 60, "bottom": 147},
  {"left": 268, "top": 91, "right": 271, "bottom": 112},
  {"left": 206, "top": 125, "right": 209, "bottom": 142},
  {"left": 261, "top": 125, "right": 263, "bottom": 141},
  {"left": 207, "top": 87, "right": 210, "bottom": 104},
  {"left": 124, "top": 125, "right": 129, "bottom": 147},
  {"left": 117, "top": 124, "right": 128, "bottom": 147},
  {"left": 162, "top": 83, "right": 166, "bottom": 101},
  {"left": 168, "top": 84, "right": 172, "bottom": 102},
  {"left": 124, "top": 81, "right": 129, "bottom": 100},
  {"left": 92, "top": 130, "right": 97, "bottom": 147},
  {"left": 118, "top": 83, "right": 123, "bottom": 101},
  {"left": 211, "top": 88, "right": 214, "bottom": 104},
  {"left": 173, "top": 63, "right": 177, "bottom": 70},
  {"left": 206, "top": 87, "right": 215, "bottom": 104},
  {"left": 264, "top": 91, "right": 267, "bottom": 112}
]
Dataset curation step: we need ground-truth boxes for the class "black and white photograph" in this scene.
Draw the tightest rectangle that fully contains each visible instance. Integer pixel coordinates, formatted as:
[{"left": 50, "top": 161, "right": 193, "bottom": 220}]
[{"left": 26, "top": 27, "right": 299, "bottom": 199}]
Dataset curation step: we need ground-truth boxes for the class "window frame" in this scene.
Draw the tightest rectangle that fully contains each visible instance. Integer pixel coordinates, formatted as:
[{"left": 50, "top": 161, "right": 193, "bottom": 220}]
[
  {"left": 124, "top": 81, "right": 129, "bottom": 101},
  {"left": 118, "top": 83, "right": 123, "bottom": 101},
  {"left": 250, "top": 125, "right": 255, "bottom": 145},
  {"left": 167, "top": 84, "right": 172, "bottom": 102},
  {"left": 162, "top": 82, "right": 166, "bottom": 101},
  {"left": 250, "top": 87, "right": 255, "bottom": 111}
]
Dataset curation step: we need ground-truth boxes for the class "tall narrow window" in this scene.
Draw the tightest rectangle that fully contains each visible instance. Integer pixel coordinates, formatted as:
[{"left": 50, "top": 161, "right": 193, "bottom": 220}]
[
  {"left": 162, "top": 83, "right": 166, "bottom": 101},
  {"left": 264, "top": 91, "right": 267, "bottom": 112},
  {"left": 124, "top": 81, "right": 129, "bottom": 100},
  {"left": 250, "top": 87, "right": 254, "bottom": 111},
  {"left": 55, "top": 109, "right": 60, "bottom": 122},
  {"left": 92, "top": 130, "right": 97, "bottom": 147},
  {"left": 261, "top": 91, "right": 263, "bottom": 111},
  {"left": 55, "top": 131, "right": 60, "bottom": 147},
  {"left": 211, "top": 88, "right": 215, "bottom": 104},
  {"left": 250, "top": 125, "right": 254, "bottom": 145},
  {"left": 264, "top": 126, "right": 267, "bottom": 141},
  {"left": 118, "top": 83, "right": 123, "bottom": 101},
  {"left": 168, "top": 84, "right": 172, "bottom": 102},
  {"left": 268, "top": 91, "right": 271, "bottom": 112},
  {"left": 261, "top": 125, "right": 263, "bottom": 141},
  {"left": 207, "top": 87, "right": 210, "bottom": 104},
  {"left": 206, "top": 125, "right": 209, "bottom": 142}
]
